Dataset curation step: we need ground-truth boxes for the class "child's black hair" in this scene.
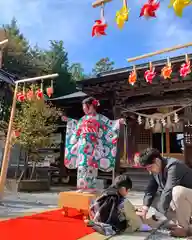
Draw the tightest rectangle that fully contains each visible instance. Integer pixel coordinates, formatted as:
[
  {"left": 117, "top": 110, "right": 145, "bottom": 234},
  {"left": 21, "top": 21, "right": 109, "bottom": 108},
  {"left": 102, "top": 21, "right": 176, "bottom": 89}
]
[{"left": 114, "top": 175, "right": 132, "bottom": 190}]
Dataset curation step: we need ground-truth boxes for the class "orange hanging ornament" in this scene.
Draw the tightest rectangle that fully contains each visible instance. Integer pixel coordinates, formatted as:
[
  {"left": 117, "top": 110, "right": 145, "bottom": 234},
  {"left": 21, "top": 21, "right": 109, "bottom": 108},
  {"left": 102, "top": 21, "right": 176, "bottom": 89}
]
[
  {"left": 161, "top": 58, "right": 172, "bottom": 79},
  {"left": 128, "top": 66, "right": 137, "bottom": 85}
]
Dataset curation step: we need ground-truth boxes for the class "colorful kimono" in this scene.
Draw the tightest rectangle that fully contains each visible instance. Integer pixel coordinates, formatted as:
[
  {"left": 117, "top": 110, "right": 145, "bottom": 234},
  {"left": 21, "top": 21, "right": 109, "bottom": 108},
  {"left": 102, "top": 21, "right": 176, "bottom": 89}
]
[{"left": 64, "top": 114, "right": 120, "bottom": 189}]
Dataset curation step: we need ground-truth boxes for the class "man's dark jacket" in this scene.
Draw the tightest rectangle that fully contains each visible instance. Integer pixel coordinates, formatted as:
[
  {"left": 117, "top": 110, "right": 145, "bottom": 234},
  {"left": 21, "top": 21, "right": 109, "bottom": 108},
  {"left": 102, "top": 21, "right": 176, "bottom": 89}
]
[{"left": 143, "top": 157, "right": 192, "bottom": 215}]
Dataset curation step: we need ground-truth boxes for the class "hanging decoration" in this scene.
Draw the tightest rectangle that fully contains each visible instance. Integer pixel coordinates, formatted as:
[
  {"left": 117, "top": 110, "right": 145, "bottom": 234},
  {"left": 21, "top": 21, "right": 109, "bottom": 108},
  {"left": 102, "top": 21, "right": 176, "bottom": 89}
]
[
  {"left": 16, "top": 92, "right": 25, "bottom": 102},
  {"left": 116, "top": 0, "right": 129, "bottom": 29},
  {"left": 149, "top": 118, "right": 155, "bottom": 128},
  {"left": 140, "top": 0, "right": 160, "bottom": 18},
  {"left": 137, "top": 115, "right": 142, "bottom": 124},
  {"left": 161, "top": 118, "right": 166, "bottom": 127},
  {"left": 144, "top": 62, "right": 156, "bottom": 84},
  {"left": 180, "top": 54, "right": 191, "bottom": 77},
  {"left": 168, "top": 0, "right": 191, "bottom": 17},
  {"left": 128, "top": 65, "right": 137, "bottom": 85},
  {"left": 174, "top": 113, "right": 179, "bottom": 123},
  {"left": 161, "top": 57, "right": 172, "bottom": 79},
  {"left": 36, "top": 82, "right": 44, "bottom": 100},
  {"left": 46, "top": 80, "right": 54, "bottom": 98},
  {"left": 92, "top": 4, "right": 107, "bottom": 37},
  {"left": 26, "top": 89, "right": 34, "bottom": 101}
]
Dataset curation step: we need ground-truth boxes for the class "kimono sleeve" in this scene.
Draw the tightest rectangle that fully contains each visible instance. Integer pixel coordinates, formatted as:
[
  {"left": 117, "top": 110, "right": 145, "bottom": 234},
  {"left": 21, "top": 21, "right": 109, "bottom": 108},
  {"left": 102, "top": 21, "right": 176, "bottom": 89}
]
[
  {"left": 64, "top": 117, "right": 83, "bottom": 169},
  {"left": 97, "top": 115, "right": 120, "bottom": 172}
]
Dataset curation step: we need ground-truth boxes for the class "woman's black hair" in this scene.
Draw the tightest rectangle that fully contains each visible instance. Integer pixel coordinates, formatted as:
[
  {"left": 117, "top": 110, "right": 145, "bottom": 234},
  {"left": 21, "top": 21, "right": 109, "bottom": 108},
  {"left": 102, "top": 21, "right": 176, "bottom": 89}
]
[
  {"left": 82, "top": 97, "right": 99, "bottom": 109},
  {"left": 139, "top": 148, "right": 162, "bottom": 166}
]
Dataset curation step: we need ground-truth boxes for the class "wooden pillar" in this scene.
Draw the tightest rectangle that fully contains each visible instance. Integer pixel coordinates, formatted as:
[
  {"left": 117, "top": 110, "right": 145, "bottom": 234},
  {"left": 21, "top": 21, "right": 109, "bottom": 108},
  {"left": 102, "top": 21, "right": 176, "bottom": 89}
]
[
  {"left": 165, "top": 128, "right": 170, "bottom": 154},
  {"left": 110, "top": 93, "right": 122, "bottom": 176}
]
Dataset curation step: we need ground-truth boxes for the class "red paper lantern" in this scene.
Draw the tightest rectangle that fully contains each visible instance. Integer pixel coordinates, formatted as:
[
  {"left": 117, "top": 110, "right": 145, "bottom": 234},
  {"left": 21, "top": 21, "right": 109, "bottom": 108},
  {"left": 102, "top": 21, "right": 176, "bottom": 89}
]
[
  {"left": 46, "top": 87, "right": 53, "bottom": 98},
  {"left": 14, "top": 130, "right": 20, "bottom": 138},
  {"left": 36, "top": 89, "right": 43, "bottom": 99},
  {"left": 26, "top": 90, "right": 34, "bottom": 101},
  {"left": 16, "top": 92, "right": 25, "bottom": 102}
]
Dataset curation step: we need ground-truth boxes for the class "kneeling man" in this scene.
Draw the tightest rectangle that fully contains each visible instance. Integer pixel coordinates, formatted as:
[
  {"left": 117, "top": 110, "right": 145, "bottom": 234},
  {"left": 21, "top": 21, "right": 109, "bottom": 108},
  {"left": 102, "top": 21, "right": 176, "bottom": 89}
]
[{"left": 138, "top": 148, "right": 192, "bottom": 237}]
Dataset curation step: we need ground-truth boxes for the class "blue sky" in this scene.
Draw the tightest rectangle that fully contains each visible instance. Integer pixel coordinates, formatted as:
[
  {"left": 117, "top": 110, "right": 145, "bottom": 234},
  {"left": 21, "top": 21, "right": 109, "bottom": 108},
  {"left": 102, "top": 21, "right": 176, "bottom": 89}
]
[{"left": 0, "top": 0, "right": 192, "bottom": 74}]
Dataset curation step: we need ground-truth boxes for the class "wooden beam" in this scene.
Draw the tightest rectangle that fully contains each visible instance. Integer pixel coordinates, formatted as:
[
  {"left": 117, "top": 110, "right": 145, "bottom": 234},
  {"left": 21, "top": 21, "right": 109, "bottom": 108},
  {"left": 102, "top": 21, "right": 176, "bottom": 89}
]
[
  {"left": 127, "top": 42, "right": 192, "bottom": 63},
  {"left": 92, "top": 0, "right": 112, "bottom": 8}
]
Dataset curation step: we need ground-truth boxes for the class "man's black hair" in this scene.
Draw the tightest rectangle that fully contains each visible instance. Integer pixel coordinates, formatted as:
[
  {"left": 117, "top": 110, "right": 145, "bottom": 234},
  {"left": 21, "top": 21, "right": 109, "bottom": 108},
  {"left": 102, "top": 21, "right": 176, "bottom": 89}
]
[
  {"left": 139, "top": 148, "right": 162, "bottom": 166},
  {"left": 114, "top": 175, "right": 132, "bottom": 190}
]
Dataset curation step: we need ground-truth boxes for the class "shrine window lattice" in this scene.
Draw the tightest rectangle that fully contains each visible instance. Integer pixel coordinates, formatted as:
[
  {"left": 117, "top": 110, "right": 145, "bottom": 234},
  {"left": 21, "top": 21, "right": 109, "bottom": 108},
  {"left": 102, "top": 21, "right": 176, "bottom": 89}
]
[
  {"left": 184, "top": 132, "right": 192, "bottom": 145},
  {"left": 136, "top": 129, "right": 151, "bottom": 145}
]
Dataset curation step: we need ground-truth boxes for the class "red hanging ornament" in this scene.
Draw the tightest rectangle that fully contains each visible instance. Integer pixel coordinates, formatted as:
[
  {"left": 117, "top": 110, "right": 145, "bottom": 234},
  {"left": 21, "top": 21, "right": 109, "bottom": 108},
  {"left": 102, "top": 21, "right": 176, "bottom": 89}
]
[
  {"left": 16, "top": 92, "right": 25, "bottom": 102},
  {"left": 46, "top": 87, "right": 53, "bottom": 98},
  {"left": 26, "top": 90, "right": 34, "bottom": 101},
  {"left": 92, "top": 4, "right": 107, "bottom": 37},
  {"left": 140, "top": 0, "right": 160, "bottom": 18},
  {"left": 36, "top": 89, "right": 43, "bottom": 99},
  {"left": 180, "top": 55, "right": 191, "bottom": 77},
  {"left": 92, "top": 19, "right": 107, "bottom": 37},
  {"left": 14, "top": 130, "right": 20, "bottom": 138},
  {"left": 144, "top": 63, "right": 156, "bottom": 84}
]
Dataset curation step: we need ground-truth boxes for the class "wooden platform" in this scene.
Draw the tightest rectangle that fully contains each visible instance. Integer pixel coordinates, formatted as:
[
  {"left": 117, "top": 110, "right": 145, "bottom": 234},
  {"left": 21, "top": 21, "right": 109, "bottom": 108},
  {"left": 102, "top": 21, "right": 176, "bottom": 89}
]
[{"left": 58, "top": 191, "right": 100, "bottom": 219}]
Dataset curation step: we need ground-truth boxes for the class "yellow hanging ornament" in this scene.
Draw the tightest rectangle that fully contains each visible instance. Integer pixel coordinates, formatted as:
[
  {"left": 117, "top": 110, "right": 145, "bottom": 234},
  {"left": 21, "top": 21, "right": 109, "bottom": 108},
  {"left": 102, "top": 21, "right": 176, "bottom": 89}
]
[
  {"left": 116, "top": 0, "right": 130, "bottom": 29},
  {"left": 168, "top": 0, "right": 192, "bottom": 17}
]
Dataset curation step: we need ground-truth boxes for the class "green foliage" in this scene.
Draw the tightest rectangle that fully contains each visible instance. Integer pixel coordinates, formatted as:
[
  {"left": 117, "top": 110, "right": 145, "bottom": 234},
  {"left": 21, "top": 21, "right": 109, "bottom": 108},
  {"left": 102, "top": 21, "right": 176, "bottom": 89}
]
[
  {"left": 92, "top": 57, "right": 114, "bottom": 75},
  {"left": 2, "top": 19, "right": 77, "bottom": 98},
  {"left": 13, "top": 97, "right": 59, "bottom": 162},
  {"left": 69, "top": 63, "right": 85, "bottom": 81}
]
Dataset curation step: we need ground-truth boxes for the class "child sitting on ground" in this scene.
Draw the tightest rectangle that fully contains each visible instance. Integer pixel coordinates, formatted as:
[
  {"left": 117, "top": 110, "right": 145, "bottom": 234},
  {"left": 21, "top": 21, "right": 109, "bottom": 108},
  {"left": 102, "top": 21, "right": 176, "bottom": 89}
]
[{"left": 89, "top": 175, "right": 152, "bottom": 236}]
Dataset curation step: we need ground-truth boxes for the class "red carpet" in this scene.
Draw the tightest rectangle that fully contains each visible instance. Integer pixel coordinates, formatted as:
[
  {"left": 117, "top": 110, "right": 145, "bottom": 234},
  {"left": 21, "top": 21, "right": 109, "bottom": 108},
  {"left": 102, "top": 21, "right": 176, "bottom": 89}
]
[{"left": 0, "top": 209, "right": 95, "bottom": 240}]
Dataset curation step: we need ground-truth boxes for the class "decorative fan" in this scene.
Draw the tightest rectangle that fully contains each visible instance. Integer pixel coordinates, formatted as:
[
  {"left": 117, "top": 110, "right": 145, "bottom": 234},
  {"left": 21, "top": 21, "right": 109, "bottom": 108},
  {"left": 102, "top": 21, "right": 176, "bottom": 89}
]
[
  {"left": 128, "top": 65, "right": 137, "bottom": 85},
  {"left": 116, "top": 0, "right": 130, "bottom": 29},
  {"left": 168, "top": 0, "right": 191, "bottom": 17},
  {"left": 140, "top": 0, "right": 160, "bottom": 19},
  {"left": 144, "top": 62, "right": 156, "bottom": 84},
  {"left": 161, "top": 57, "right": 172, "bottom": 79},
  {"left": 180, "top": 54, "right": 191, "bottom": 77}
]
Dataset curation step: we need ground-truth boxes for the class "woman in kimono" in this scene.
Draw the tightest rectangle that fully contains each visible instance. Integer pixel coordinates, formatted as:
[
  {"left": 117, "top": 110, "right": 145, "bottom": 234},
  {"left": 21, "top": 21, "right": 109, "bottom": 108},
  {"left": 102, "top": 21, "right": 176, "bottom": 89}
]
[{"left": 62, "top": 97, "right": 125, "bottom": 190}]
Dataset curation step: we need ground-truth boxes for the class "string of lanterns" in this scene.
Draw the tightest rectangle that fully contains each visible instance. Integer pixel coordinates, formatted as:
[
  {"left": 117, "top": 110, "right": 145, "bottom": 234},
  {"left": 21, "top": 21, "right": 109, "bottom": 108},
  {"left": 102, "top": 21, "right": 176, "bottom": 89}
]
[
  {"left": 128, "top": 54, "right": 191, "bottom": 86},
  {"left": 16, "top": 81, "right": 54, "bottom": 102},
  {"left": 92, "top": 0, "right": 192, "bottom": 37}
]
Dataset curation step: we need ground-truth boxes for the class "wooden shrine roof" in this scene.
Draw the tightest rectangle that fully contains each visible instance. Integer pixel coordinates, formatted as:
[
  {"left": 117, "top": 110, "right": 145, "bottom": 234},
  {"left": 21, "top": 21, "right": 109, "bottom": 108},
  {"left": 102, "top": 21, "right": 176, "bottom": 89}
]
[{"left": 77, "top": 54, "right": 192, "bottom": 109}]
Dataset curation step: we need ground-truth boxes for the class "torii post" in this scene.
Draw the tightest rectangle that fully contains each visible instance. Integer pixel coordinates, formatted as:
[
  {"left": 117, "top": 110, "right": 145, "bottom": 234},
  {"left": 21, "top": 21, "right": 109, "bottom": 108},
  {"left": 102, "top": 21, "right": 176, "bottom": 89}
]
[{"left": 0, "top": 73, "right": 58, "bottom": 200}]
